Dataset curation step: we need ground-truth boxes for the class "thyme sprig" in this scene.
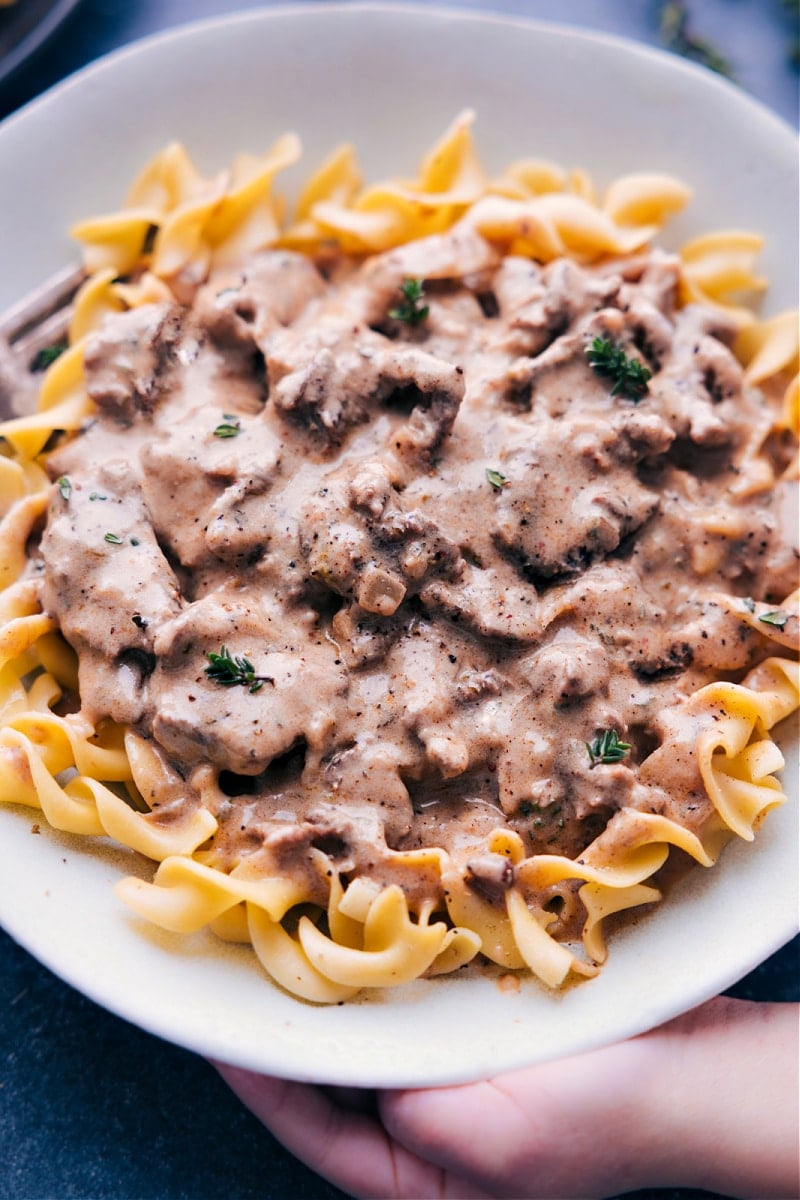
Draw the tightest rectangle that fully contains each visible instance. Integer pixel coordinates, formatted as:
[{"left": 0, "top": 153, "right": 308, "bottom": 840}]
[
  {"left": 586, "top": 728, "right": 632, "bottom": 768},
  {"left": 389, "top": 277, "right": 429, "bottom": 326},
  {"left": 205, "top": 645, "right": 273, "bottom": 693},
  {"left": 585, "top": 337, "right": 652, "bottom": 401}
]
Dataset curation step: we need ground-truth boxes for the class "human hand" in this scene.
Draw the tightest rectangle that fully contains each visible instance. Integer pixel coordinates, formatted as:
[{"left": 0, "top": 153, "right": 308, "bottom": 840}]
[{"left": 215, "top": 996, "right": 798, "bottom": 1200}]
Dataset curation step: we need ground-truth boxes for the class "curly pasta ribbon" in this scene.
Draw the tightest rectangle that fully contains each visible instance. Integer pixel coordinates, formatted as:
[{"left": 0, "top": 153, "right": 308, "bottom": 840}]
[
  {"left": 601, "top": 173, "right": 692, "bottom": 228},
  {"left": 70, "top": 208, "right": 163, "bottom": 277},
  {"left": 0, "top": 456, "right": 47, "bottom": 520},
  {"left": 678, "top": 231, "right": 768, "bottom": 326},
  {"left": 0, "top": 344, "right": 91, "bottom": 459},
  {"left": 69, "top": 269, "right": 126, "bottom": 343},
  {"left": 298, "top": 885, "right": 451, "bottom": 987},
  {"left": 300, "top": 110, "right": 487, "bottom": 253},
  {"left": 692, "top": 658, "right": 799, "bottom": 842},
  {"left": 126, "top": 141, "right": 208, "bottom": 211},
  {"left": 442, "top": 861, "right": 526, "bottom": 969},
  {"left": 492, "top": 157, "right": 567, "bottom": 198},
  {"left": 736, "top": 310, "right": 800, "bottom": 387},
  {"left": 505, "top": 888, "right": 597, "bottom": 987},
  {"left": 0, "top": 587, "right": 54, "bottom": 666},
  {"left": 118, "top": 852, "right": 475, "bottom": 1001},
  {"left": 115, "top": 855, "right": 310, "bottom": 932},
  {"left": 0, "top": 724, "right": 215, "bottom": 854},
  {"left": 248, "top": 902, "right": 360, "bottom": 1004}
]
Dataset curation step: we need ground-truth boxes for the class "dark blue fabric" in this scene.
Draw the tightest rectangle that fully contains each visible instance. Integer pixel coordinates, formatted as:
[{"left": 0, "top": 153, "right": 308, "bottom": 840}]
[{"left": 1, "top": 924, "right": 796, "bottom": 1199}]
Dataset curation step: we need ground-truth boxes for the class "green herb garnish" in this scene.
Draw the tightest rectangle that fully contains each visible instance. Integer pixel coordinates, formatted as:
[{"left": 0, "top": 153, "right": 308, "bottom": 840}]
[
  {"left": 213, "top": 416, "right": 241, "bottom": 438},
  {"left": 486, "top": 468, "right": 509, "bottom": 492},
  {"left": 586, "top": 728, "right": 632, "bottom": 768},
  {"left": 56, "top": 476, "right": 71, "bottom": 501},
  {"left": 104, "top": 532, "right": 123, "bottom": 544},
  {"left": 742, "top": 597, "right": 756, "bottom": 613},
  {"left": 205, "top": 645, "right": 273, "bottom": 693},
  {"left": 31, "top": 342, "right": 68, "bottom": 372},
  {"left": 389, "top": 277, "right": 429, "bottom": 326},
  {"left": 758, "top": 609, "right": 789, "bottom": 629},
  {"left": 586, "top": 337, "right": 652, "bottom": 400},
  {"left": 519, "top": 801, "right": 540, "bottom": 817}
]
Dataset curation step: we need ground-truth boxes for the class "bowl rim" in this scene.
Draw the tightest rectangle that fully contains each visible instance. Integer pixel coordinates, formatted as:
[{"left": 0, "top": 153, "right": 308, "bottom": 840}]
[{"left": 0, "top": 1, "right": 796, "bottom": 1088}]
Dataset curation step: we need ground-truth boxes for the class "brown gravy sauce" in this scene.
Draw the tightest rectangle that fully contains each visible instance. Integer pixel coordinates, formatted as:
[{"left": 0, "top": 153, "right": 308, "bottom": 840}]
[{"left": 37, "top": 225, "right": 797, "bottom": 926}]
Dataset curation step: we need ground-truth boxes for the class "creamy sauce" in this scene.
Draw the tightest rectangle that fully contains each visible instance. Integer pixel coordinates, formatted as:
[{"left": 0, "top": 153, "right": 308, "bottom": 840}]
[{"left": 37, "top": 226, "right": 797, "bottom": 920}]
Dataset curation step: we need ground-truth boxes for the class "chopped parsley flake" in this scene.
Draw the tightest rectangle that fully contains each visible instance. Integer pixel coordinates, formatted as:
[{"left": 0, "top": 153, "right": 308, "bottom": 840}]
[
  {"left": 56, "top": 476, "right": 72, "bottom": 501},
  {"left": 758, "top": 609, "right": 789, "bottom": 629},
  {"left": 104, "top": 532, "right": 123, "bottom": 544},
  {"left": 213, "top": 417, "right": 241, "bottom": 438}
]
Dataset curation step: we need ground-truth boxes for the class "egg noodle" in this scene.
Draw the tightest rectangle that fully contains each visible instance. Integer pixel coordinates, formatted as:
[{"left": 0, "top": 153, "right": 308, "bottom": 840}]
[{"left": 0, "top": 113, "right": 797, "bottom": 1002}]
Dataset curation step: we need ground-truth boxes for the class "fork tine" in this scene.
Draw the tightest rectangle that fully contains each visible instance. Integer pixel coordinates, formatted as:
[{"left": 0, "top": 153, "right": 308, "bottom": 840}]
[
  {"left": 0, "top": 262, "right": 85, "bottom": 421},
  {"left": 0, "top": 262, "right": 86, "bottom": 347}
]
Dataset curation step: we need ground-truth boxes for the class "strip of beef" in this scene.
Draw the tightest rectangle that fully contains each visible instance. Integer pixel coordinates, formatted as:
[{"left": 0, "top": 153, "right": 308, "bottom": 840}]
[
  {"left": 266, "top": 323, "right": 465, "bottom": 455},
  {"left": 83, "top": 304, "right": 183, "bottom": 420},
  {"left": 149, "top": 592, "right": 348, "bottom": 776},
  {"left": 492, "top": 415, "right": 660, "bottom": 581},
  {"left": 39, "top": 461, "right": 182, "bottom": 724},
  {"left": 298, "top": 459, "right": 464, "bottom": 614}
]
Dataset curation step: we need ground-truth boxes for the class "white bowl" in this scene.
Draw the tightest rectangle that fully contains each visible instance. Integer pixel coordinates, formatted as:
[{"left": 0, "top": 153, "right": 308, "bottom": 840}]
[{"left": 0, "top": 3, "right": 796, "bottom": 1087}]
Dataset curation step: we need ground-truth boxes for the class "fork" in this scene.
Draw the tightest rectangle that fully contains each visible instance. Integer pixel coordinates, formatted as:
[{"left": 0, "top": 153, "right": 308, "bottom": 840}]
[{"left": 0, "top": 262, "right": 85, "bottom": 421}]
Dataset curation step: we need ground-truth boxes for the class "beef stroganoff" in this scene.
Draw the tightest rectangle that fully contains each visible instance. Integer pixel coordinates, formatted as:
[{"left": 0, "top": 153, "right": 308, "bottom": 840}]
[{"left": 0, "top": 113, "right": 797, "bottom": 1002}]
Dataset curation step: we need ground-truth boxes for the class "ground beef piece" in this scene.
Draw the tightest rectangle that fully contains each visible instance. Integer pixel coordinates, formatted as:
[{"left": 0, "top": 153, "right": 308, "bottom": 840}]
[
  {"left": 298, "top": 460, "right": 463, "bottom": 613},
  {"left": 84, "top": 304, "right": 183, "bottom": 419},
  {"left": 466, "top": 853, "right": 515, "bottom": 903},
  {"left": 266, "top": 323, "right": 465, "bottom": 455},
  {"left": 195, "top": 250, "right": 326, "bottom": 361},
  {"left": 492, "top": 416, "right": 660, "bottom": 581}
]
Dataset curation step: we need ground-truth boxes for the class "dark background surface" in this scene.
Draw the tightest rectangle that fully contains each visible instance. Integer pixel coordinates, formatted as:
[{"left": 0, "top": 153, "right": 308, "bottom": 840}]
[
  {"left": 1, "top": 2, "right": 798, "bottom": 1198},
  {"left": 1, "top": 0, "right": 799, "bottom": 126},
  {"left": 2, "top": 925, "right": 797, "bottom": 1200}
]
